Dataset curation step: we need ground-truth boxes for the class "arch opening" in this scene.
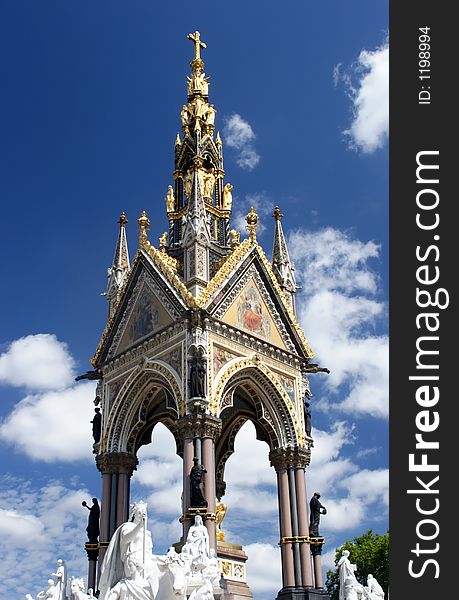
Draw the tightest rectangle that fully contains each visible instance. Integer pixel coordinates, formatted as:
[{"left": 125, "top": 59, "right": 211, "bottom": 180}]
[{"left": 130, "top": 422, "right": 183, "bottom": 555}]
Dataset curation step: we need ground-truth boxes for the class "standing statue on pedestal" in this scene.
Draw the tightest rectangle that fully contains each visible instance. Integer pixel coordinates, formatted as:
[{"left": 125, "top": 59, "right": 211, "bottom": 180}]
[
  {"left": 222, "top": 183, "right": 233, "bottom": 210},
  {"left": 98, "top": 501, "right": 160, "bottom": 600},
  {"left": 51, "top": 559, "right": 67, "bottom": 600},
  {"left": 189, "top": 458, "right": 207, "bottom": 508},
  {"left": 165, "top": 185, "right": 175, "bottom": 212},
  {"left": 309, "top": 492, "right": 327, "bottom": 537},
  {"left": 91, "top": 408, "right": 102, "bottom": 444},
  {"left": 188, "top": 356, "right": 206, "bottom": 399},
  {"left": 337, "top": 550, "right": 364, "bottom": 600},
  {"left": 82, "top": 498, "right": 100, "bottom": 544},
  {"left": 303, "top": 397, "right": 312, "bottom": 438}
]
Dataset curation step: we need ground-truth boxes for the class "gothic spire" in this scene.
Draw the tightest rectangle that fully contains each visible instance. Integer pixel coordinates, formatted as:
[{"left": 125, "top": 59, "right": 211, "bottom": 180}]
[
  {"left": 166, "top": 32, "right": 233, "bottom": 263},
  {"left": 105, "top": 212, "right": 130, "bottom": 315},
  {"left": 271, "top": 207, "right": 297, "bottom": 312}
]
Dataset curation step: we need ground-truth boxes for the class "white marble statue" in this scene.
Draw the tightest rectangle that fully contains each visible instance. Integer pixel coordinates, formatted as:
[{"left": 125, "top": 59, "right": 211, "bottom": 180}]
[
  {"left": 182, "top": 515, "right": 210, "bottom": 571},
  {"left": 338, "top": 550, "right": 364, "bottom": 600},
  {"left": 98, "top": 501, "right": 160, "bottom": 600},
  {"left": 51, "top": 559, "right": 67, "bottom": 600},
  {"left": 69, "top": 578, "right": 93, "bottom": 600},
  {"left": 188, "top": 581, "right": 214, "bottom": 600},
  {"left": 364, "top": 574, "right": 384, "bottom": 599},
  {"left": 33, "top": 579, "right": 58, "bottom": 600}
]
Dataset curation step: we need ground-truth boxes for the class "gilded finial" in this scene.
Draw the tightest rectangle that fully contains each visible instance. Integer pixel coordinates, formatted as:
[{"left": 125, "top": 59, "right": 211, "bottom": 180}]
[
  {"left": 187, "top": 31, "right": 206, "bottom": 69},
  {"left": 246, "top": 207, "right": 259, "bottom": 241},
  {"left": 273, "top": 206, "right": 283, "bottom": 221},
  {"left": 118, "top": 211, "right": 128, "bottom": 226},
  {"left": 216, "top": 131, "right": 222, "bottom": 145},
  {"left": 175, "top": 133, "right": 181, "bottom": 146},
  {"left": 137, "top": 210, "right": 150, "bottom": 247}
]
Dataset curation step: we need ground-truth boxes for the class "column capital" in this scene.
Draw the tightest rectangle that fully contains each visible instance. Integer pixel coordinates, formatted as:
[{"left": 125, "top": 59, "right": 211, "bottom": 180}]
[
  {"left": 269, "top": 446, "right": 311, "bottom": 472},
  {"left": 96, "top": 452, "right": 138, "bottom": 476},
  {"left": 177, "top": 413, "right": 222, "bottom": 441}
]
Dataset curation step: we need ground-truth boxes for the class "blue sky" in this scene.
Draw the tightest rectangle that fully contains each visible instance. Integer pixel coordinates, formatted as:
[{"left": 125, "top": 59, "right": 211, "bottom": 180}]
[{"left": 0, "top": 1, "right": 388, "bottom": 598}]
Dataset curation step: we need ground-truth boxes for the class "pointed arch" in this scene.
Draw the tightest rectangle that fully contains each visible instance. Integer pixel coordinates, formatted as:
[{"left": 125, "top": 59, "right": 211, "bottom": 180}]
[
  {"left": 104, "top": 361, "right": 183, "bottom": 454},
  {"left": 212, "top": 355, "right": 302, "bottom": 448}
]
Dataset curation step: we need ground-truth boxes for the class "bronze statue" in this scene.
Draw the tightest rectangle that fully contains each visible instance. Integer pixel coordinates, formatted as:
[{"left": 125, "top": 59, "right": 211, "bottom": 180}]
[
  {"left": 91, "top": 408, "right": 102, "bottom": 444},
  {"left": 189, "top": 356, "right": 206, "bottom": 398},
  {"left": 304, "top": 399, "right": 312, "bottom": 437},
  {"left": 82, "top": 498, "right": 100, "bottom": 543},
  {"left": 309, "top": 492, "right": 327, "bottom": 537},
  {"left": 190, "top": 458, "right": 207, "bottom": 508}
]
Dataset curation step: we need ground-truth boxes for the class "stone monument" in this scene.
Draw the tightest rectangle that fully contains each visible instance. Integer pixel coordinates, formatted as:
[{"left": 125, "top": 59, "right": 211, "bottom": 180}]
[{"left": 75, "top": 30, "right": 332, "bottom": 600}]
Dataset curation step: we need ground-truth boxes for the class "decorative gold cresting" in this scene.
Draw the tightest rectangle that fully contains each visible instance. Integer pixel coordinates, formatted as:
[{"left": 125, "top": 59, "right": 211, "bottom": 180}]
[
  {"left": 246, "top": 207, "right": 259, "bottom": 241},
  {"left": 137, "top": 210, "right": 150, "bottom": 247}
]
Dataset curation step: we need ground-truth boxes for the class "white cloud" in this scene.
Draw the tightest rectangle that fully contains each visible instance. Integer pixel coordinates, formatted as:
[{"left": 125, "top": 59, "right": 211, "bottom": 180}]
[
  {"left": 223, "top": 114, "right": 261, "bottom": 170},
  {"left": 340, "top": 469, "right": 389, "bottom": 506},
  {"left": 289, "top": 227, "right": 388, "bottom": 418},
  {"left": 0, "top": 508, "right": 45, "bottom": 542},
  {"left": 244, "top": 543, "right": 281, "bottom": 597},
  {"left": 0, "top": 476, "right": 91, "bottom": 598},
  {"left": 341, "top": 41, "right": 389, "bottom": 153},
  {"left": 0, "top": 334, "right": 96, "bottom": 462},
  {"left": 0, "top": 381, "right": 96, "bottom": 462},
  {"left": 0, "top": 334, "right": 75, "bottom": 390}
]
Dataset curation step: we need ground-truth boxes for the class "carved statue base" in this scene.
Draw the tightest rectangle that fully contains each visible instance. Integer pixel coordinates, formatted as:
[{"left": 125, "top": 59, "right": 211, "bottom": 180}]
[
  {"left": 217, "top": 541, "right": 253, "bottom": 600},
  {"left": 276, "top": 587, "right": 330, "bottom": 600}
]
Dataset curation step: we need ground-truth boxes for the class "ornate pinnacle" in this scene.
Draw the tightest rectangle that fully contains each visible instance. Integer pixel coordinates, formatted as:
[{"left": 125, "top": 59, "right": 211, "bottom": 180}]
[
  {"left": 273, "top": 206, "right": 283, "bottom": 221},
  {"left": 246, "top": 207, "right": 259, "bottom": 241},
  {"left": 137, "top": 210, "right": 150, "bottom": 247}
]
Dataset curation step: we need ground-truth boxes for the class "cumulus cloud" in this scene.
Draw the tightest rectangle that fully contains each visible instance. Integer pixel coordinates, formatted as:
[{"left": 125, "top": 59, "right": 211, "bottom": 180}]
[
  {"left": 289, "top": 227, "right": 388, "bottom": 418},
  {"left": 223, "top": 114, "right": 261, "bottom": 170},
  {"left": 0, "top": 334, "right": 96, "bottom": 462},
  {"left": 0, "top": 381, "right": 96, "bottom": 462},
  {"left": 0, "top": 334, "right": 75, "bottom": 390},
  {"left": 339, "top": 41, "right": 389, "bottom": 153},
  {"left": 0, "top": 476, "right": 91, "bottom": 598}
]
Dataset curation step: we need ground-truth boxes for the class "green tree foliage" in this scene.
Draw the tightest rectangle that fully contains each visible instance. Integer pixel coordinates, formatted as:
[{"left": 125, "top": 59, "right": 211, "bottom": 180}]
[{"left": 325, "top": 530, "right": 389, "bottom": 600}]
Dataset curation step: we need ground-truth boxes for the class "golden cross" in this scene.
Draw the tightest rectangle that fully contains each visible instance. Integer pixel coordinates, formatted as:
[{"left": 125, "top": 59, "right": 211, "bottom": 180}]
[{"left": 187, "top": 31, "right": 206, "bottom": 61}]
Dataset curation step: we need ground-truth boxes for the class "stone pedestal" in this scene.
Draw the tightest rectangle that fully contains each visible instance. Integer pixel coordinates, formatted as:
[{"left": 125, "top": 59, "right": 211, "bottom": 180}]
[
  {"left": 276, "top": 587, "right": 330, "bottom": 600},
  {"left": 217, "top": 541, "right": 253, "bottom": 600}
]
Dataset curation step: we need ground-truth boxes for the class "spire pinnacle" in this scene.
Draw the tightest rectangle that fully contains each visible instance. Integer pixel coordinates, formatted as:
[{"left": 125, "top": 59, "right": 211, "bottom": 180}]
[
  {"left": 105, "top": 212, "right": 130, "bottom": 316},
  {"left": 271, "top": 206, "right": 297, "bottom": 311}
]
